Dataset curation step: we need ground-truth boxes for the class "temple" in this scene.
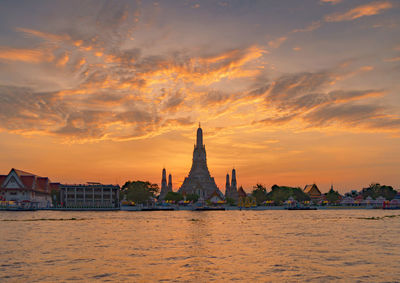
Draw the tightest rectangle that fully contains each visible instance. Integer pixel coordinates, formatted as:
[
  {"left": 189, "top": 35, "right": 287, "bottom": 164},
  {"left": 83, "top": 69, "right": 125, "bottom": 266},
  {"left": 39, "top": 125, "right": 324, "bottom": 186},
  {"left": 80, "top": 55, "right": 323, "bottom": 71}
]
[
  {"left": 178, "top": 125, "right": 224, "bottom": 200},
  {"left": 159, "top": 168, "right": 172, "bottom": 200},
  {"left": 225, "top": 168, "right": 238, "bottom": 201}
]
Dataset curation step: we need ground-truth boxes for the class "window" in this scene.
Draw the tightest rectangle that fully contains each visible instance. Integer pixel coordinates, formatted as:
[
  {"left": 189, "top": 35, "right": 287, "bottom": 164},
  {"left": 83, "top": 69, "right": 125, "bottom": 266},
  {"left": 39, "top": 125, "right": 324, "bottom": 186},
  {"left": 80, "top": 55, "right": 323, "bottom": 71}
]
[{"left": 10, "top": 192, "right": 17, "bottom": 195}]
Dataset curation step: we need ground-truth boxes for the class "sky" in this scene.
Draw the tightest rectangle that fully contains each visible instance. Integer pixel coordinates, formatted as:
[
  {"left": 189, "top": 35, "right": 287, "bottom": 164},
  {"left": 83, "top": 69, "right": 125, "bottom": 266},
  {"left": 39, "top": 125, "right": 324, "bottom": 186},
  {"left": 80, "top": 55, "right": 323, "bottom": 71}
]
[{"left": 0, "top": 0, "right": 399, "bottom": 193}]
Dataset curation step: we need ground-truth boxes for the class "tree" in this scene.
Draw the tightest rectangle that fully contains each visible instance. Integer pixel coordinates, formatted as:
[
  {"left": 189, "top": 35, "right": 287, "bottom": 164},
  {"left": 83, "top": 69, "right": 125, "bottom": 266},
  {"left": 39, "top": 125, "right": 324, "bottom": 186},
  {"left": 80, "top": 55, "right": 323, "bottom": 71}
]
[
  {"left": 267, "top": 185, "right": 310, "bottom": 205},
  {"left": 121, "top": 181, "right": 159, "bottom": 204},
  {"left": 361, "top": 183, "right": 397, "bottom": 200},
  {"left": 164, "top": 192, "right": 183, "bottom": 202},
  {"left": 325, "top": 188, "right": 341, "bottom": 204},
  {"left": 185, "top": 193, "right": 199, "bottom": 202},
  {"left": 251, "top": 184, "right": 267, "bottom": 205},
  {"left": 225, "top": 197, "right": 236, "bottom": 206}
]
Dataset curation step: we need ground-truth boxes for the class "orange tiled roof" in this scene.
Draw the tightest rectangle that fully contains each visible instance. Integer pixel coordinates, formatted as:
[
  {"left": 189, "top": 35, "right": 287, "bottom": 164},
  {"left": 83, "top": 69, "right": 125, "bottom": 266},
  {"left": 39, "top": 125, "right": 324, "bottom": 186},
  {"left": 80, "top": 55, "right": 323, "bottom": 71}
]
[
  {"left": 49, "top": 183, "right": 60, "bottom": 191},
  {"left": 303, "top": 184, "right": 321, "bottom": 197},
  {"left": 20, "top": 175, "right": 35, "bottom": 190},
  {"left": 1, "top": 169, "right": 57, "bottom": 194},
  {"left": 0, "top": 175, "right": 7, "bottom": 187},
  {"left": 303, "top": 184, "right": 313, "bottom": 194},
  {"left": 237, "top": 187, "right": 247, "bottom": 198},
  {"left": 12, "top": 168, "right": 36, "bottom": 177},
  {"left": 36, "top": 177, "right": 49, "bottom": 192}
]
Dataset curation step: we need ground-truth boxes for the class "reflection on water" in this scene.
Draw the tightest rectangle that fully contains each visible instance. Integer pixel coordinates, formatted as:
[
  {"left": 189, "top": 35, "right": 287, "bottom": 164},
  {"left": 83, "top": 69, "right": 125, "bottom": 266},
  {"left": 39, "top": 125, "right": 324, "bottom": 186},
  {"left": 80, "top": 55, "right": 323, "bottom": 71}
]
[{"left": 0, "top": 210, "right": 399, "bottom": 282}]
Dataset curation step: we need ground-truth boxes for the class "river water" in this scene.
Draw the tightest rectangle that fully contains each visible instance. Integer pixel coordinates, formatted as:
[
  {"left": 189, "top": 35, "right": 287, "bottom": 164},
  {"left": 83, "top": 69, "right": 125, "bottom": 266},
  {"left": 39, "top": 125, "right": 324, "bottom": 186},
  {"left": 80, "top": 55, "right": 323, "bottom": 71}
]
[{"left": 0, "top": 209, "right": 399, "bottom": 282}]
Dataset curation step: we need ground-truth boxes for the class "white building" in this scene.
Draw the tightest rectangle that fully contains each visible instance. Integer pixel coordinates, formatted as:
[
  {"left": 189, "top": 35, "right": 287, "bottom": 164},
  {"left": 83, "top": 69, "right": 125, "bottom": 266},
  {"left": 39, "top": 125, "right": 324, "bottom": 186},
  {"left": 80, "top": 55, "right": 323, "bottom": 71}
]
[
  {"left": 0, "top": 168, "right": 59, "bottom": 208},
  {"left": 59, "top": 183, "right": 120, "bottom": 208}
]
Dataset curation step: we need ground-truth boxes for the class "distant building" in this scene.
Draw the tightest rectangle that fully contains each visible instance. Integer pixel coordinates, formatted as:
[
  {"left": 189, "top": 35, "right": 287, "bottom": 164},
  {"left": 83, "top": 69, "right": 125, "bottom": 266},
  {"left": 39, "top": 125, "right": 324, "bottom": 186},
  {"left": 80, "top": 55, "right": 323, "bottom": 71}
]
[
  {"left": 303, "top": 184, "right": 322, "bottom": 200},
  {"left": 207, "top": 189, "right": 224, "bottom": 203},
  {"left": 159, "top": 168, "right": 173, "bottom": 200},
  {"left": 237, "top": 186, "right": 247, "bottom": 199},
  {"left": 59, "top": 183, "right": 120, "bottom": 208},
  {"left": 225, "top": 169, "right": 239, "bottom": 201},
  {"left": 237, "top": 186, "right": 256, "bottom": 207},
  {"left": 0, "top": 168, "right": 59, "bottom": 208}
]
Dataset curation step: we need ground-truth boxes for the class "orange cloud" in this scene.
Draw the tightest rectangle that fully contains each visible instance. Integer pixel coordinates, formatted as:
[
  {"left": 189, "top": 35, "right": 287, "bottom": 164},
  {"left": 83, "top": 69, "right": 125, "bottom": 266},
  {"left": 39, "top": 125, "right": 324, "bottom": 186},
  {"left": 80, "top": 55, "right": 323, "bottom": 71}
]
[
  {"left": 325, "top": 1, "right": 393, "bottom": 22},
  {"left": 268, "top": 37, "right": 287, "bottom": 48},
  {"left": 56, "top": 53, "right": 69, "bottom": 67},
  {"left": 384, "top": 57, "right": 400, "bottom": 62},
  {"left": 0, "top": 47, "right": 51, "bottom": 63},
  {"left": 291, "top": 21, "right": 321, "bottom": 33},
  {"left": 16, "top": 27, "right": 70, "bottom": 42}
]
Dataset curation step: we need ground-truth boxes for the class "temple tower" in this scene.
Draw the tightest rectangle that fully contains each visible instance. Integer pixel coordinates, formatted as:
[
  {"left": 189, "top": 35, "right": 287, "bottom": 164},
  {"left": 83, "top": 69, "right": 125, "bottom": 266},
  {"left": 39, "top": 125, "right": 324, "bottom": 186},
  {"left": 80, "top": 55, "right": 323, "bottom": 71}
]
[
  {"left": 168, "top": 174, "right": 173, "bottom": 192},
  {"left": 159, "top": 168, "right": 168, "bottom": 200},
  {"left": 226, "top": 168, "right": 238, "bottom": 201},
  {"left": 225, "top": 173, "right": 230, "bottom": 197},
  {"left": 178, "top": 125, "right": 223, "bottom": 199},
  {"left": 231, "top": 168, "right": 237, "bottom": 191}
]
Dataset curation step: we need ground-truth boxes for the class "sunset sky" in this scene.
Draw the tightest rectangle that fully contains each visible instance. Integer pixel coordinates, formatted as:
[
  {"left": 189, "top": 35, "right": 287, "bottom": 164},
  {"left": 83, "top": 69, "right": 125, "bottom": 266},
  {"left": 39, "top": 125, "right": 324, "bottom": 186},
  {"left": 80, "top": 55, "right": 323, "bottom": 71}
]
[{"left": 0, "top": 0, "right": 399, "bottom": 193}]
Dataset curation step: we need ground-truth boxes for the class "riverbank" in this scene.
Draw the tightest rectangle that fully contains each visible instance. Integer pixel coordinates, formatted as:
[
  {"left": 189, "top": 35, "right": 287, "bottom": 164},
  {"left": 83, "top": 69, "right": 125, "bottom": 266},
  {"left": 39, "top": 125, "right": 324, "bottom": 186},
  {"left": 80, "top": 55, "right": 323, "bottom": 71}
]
[{"left": 2, "top": 205, "right": 397, "bottom": 212}]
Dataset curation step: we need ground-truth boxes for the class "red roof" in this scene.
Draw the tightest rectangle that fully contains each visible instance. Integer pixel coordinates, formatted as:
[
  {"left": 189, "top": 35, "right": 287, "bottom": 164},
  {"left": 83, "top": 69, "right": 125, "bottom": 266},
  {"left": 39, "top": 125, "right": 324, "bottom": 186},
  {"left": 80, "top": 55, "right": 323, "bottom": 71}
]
[
  {"left": 0, "top": 168, "right": 58, "bottom": 194},
  {"left": 50, "top": 183, "right": 60, "bottom": 191},
  {"left": 20, "top": 175, "right": 35, "bottom": 190},
  {"left": 0, "top": 175, "right": 6, "bottom": 187},
  {"left": 238, "top": 187, "right": 247, "bottom": 198},
  {"left": 12, "top": 168, "right": 36, "bottom": 177},
  {"left": 36, "top": 177, "right": 49, "bottom": 192}
]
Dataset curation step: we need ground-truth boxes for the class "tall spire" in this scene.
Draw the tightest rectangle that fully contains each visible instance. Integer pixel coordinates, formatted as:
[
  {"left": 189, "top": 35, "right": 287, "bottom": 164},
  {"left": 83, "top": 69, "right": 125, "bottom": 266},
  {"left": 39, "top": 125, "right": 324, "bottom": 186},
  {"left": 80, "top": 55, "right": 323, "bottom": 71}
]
[
  {"left": 231, "top": 168, "right": 237, "bottom": 191},
  {"left": 225, "top": 173, "right": 230, "bottom": 196},
  {"left": 159, "top": 168, "right": 168, "bottom": 200},
  {"left": 196, "top": 123, "right": 203, "bottom": 148},
  {"left": 168, "top": 174, "right": 172, "bottom": 192}
]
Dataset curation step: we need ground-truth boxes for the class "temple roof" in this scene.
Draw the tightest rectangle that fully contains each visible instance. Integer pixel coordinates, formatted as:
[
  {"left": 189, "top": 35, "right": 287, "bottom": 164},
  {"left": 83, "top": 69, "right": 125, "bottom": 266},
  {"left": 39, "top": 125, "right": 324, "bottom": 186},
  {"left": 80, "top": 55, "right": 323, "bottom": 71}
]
[
  {"left": 1, "top": 168, "right": 57, "bottom": 193},
  {"left": 303, "top": 184, "right": 321, "bottom": 196}
]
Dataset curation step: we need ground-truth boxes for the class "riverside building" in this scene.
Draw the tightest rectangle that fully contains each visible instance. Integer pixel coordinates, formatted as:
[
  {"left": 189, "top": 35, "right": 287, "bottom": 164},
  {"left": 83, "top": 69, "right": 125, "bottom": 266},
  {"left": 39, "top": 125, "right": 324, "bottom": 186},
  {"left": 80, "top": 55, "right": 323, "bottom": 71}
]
[
  {"left": 59, "top": 183, "right": 120, "bottom": 208},
  {"left": 0, "top": 168, "right": 59, "bottom": 208}
]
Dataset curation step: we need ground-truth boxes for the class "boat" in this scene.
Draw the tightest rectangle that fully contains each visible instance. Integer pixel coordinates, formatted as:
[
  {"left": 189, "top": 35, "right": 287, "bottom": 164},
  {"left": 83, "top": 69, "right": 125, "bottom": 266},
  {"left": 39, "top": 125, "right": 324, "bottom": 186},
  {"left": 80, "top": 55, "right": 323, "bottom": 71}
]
[
  {"left": 286, "top": 207, "right": 317, "bottom": 210},
  {"left": 141, "top": 207, "right": 175, "bottom": 211},
  {"left": 2, "top": 207, "right": 37, "bottom": 211},
  {"left": 194, "top": 206, "right": 225, "bottom": 211}
]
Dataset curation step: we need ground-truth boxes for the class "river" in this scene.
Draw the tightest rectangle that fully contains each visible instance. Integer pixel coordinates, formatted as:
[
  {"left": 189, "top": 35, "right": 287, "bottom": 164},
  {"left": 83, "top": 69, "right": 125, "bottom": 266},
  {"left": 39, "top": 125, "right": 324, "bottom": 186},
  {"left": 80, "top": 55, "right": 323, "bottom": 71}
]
[{"left": 0, "top": 209, "right": 399, "bottom": 282}]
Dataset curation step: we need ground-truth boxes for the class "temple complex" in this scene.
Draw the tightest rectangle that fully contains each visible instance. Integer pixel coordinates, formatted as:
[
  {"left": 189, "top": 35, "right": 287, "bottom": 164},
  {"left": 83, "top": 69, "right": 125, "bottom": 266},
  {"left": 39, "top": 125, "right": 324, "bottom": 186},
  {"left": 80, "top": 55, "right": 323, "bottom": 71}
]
[{"left": 178, "top": 125, "right": 224, "bottom": 200}]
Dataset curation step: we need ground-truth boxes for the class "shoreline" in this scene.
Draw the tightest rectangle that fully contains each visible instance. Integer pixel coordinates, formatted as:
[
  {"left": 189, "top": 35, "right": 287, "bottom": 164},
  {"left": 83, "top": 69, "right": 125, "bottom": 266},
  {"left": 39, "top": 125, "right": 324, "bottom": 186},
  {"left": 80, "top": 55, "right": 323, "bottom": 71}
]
[{"left": 1, "top": 206, "right": 398, "bottom": 212}]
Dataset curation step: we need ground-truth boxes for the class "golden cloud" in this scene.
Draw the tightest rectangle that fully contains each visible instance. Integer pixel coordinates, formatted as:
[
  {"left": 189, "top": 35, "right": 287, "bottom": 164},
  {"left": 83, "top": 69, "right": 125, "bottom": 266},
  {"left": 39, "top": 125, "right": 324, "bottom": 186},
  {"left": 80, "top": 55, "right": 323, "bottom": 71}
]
[
  {"left": 324, "top": 1, "right": 393, "bottom": 22},
  {"left": 384, "top": 57, "right": 400, "bottom": 62},
  {"left": 16, "top": 27, "right": 70, "bottom": 42},
  {"left": 268, "top": 37, "right": 287, "bottom": 49},
  {"left": 0, "top": 47, "right": 52, "bottom": 63}
]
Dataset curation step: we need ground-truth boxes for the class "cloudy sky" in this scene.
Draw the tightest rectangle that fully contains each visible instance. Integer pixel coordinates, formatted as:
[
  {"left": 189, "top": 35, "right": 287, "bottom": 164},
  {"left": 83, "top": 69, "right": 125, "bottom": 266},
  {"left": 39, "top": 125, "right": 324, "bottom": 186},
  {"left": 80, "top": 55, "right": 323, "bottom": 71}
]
[{"left": 0, "top": 0, "right": 399, "bottom": 193}]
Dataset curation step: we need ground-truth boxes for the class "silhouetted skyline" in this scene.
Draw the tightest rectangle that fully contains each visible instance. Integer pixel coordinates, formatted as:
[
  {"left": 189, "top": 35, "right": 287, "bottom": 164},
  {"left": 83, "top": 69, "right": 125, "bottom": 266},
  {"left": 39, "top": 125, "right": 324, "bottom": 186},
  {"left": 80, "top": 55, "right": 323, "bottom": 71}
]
[{"left": 0, "top": 0, "right": 399, "bottom": 192}]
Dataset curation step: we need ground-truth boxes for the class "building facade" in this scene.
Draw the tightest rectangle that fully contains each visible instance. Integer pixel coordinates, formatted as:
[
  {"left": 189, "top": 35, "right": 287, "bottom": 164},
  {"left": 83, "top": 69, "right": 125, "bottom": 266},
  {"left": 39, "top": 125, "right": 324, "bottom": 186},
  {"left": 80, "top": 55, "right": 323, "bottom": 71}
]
[
  {"left": 60, "top": 183, "right": 120, "bottom": 208},
  {"left": 0, "top": 168, "right": 59, "bottom": 208}
]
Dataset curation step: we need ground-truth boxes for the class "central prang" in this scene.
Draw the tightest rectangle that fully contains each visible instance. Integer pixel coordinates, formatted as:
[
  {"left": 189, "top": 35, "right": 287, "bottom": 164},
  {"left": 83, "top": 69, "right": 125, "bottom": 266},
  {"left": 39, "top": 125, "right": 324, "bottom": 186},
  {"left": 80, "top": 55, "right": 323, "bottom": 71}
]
[{"left": 178, "top": 125, "right": 224, "bottom": 200}]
